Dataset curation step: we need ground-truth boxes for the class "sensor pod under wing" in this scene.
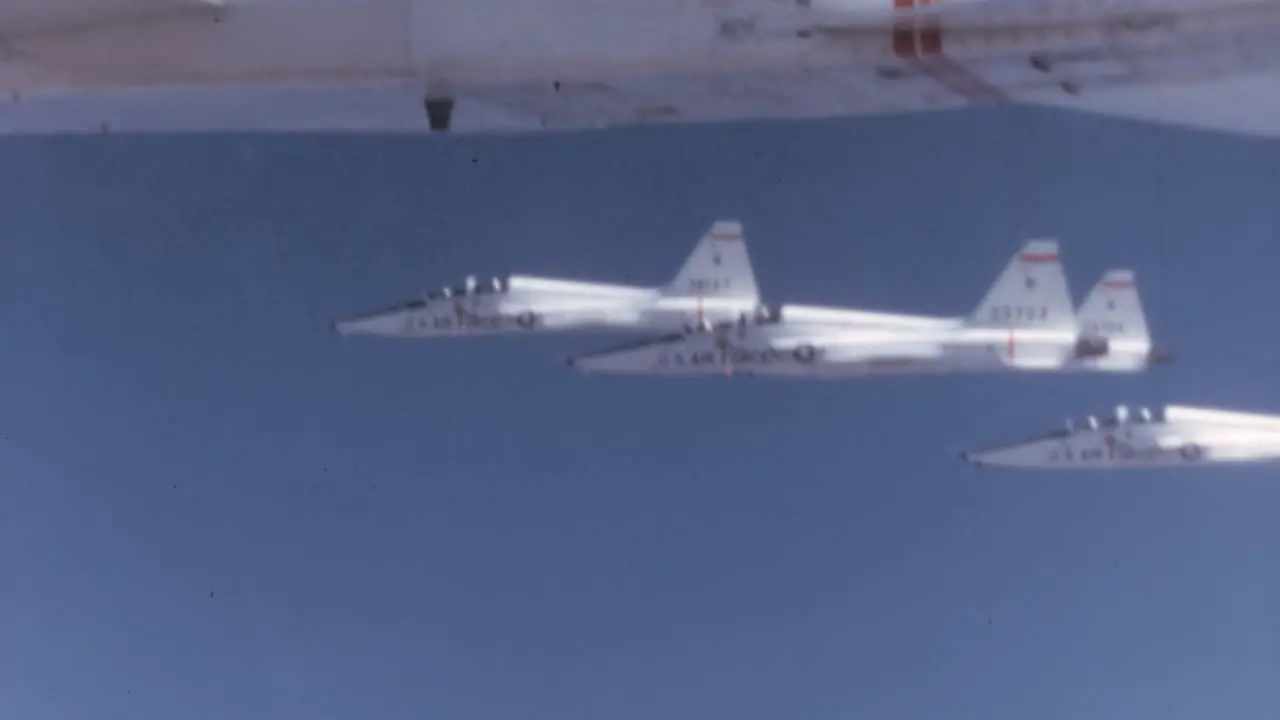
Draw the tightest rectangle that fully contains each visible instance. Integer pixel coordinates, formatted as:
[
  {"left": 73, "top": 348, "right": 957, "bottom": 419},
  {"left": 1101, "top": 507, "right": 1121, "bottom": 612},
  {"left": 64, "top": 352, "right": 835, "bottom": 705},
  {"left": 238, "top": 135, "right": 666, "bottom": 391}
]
[{"left": 333, "top": 219, "right": 762, "bottom": 338}]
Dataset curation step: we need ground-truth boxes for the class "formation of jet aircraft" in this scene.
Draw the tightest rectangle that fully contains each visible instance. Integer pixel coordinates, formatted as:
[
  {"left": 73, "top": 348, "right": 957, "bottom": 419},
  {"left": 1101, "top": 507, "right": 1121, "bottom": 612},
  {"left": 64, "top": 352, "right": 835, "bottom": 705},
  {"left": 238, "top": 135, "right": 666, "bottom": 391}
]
[
  {"left": 335, "top": 221, "right": 1171, "bottom": 383},
  {"left": 335, "top": 218, "right": 1280, "bottom": 476},
  {"left": 16, "top": 1, "right": 1255, "bottom": 474},
  {"left": 6, "top": 0, "right": 1280, "bottom": 138},
  {"left": 565, "top": 238, "right": 1171, "bottom": 378},
  {"left": 961, "top": 404, "right": 1280, "bottom": 469}
]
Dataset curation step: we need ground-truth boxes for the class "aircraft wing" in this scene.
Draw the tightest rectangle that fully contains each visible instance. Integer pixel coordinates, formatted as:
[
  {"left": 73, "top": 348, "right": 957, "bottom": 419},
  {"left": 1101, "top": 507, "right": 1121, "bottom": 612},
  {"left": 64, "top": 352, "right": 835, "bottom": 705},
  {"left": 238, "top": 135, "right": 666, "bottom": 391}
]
[
  {"left": 4, "top": 0, "right": 1280, "bottom": 137},
  {"left": 0, "top": 0, "right": 223, "bottom": 88}
]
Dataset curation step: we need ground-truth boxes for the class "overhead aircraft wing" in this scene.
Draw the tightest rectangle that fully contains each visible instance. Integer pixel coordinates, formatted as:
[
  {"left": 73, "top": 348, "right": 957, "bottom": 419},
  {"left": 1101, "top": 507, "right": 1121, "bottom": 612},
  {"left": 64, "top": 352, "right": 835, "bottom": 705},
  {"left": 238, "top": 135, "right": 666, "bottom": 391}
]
[
  {"left": 3, "top": 0, "right": 1280, "bottom": 137},
  {"left": 0, "top": 0, "right": 224, "bottom": 87},
  {"left": 802, "top": 0, "right": 1280, "bottom": 139},
  {"left": 1024, "top": 70, "right": 1280, "bottom": 139}
]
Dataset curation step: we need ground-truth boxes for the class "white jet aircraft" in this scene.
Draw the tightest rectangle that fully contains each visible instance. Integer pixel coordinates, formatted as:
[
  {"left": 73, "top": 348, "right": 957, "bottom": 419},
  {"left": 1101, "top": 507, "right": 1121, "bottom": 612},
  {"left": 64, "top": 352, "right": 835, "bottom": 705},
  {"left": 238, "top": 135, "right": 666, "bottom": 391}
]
[
  {"left": 5, "top": 0, "right": 1280, "bottom": 138},
  {"left": 960, "top": 404, "right": 1280, "bottom": 468},
  {"left": 333, "top": 219, "right": 764, "bottom": 338},
  {"left": 1069, "top": 267, "right": 1170, "bottom": 372},
  {"left": 566, "top": 238, "right": 1171, "bottom": 377}
]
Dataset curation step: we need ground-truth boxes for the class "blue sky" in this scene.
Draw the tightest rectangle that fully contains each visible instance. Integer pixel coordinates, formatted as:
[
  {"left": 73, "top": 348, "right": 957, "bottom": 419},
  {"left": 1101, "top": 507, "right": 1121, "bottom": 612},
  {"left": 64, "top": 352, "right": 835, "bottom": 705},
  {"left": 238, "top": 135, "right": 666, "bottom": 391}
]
[{"left": 3, "top": 108, "right": 1280, "bottom": 720}]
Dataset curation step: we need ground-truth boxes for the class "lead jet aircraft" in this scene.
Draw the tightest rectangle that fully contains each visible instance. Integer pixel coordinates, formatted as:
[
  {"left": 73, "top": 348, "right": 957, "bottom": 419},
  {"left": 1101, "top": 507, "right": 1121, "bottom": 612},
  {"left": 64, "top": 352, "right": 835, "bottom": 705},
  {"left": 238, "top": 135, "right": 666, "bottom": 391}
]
[
  {"left": 333, "top": 220, "right": 763, "bottom": 338},
  {"left": 566, "top": 238, "right": 1171, "bottom": 377},
  {"left": 960, "top": 404, "right": 1280, "bottom": 468},
  {"left": 4, "top": 0, "right": 1280, "bottom": 138}
]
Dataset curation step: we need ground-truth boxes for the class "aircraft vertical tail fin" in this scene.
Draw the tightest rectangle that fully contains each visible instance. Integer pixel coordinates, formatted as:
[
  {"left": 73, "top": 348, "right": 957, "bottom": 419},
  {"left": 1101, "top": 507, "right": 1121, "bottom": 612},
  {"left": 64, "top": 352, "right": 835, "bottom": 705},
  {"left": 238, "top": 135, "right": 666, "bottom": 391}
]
[
  {"left": 663, "top": 220, "right": 760, "bottom": 300},
  {"left": 966, "top": 239, "right": 1076, "bottom": 329},
  {"left": 1077, "top": 269, "right": 1150, "bottom": 341},
  {"left": 1073, "top": 269, "right": 1170, "bottom": 369}
]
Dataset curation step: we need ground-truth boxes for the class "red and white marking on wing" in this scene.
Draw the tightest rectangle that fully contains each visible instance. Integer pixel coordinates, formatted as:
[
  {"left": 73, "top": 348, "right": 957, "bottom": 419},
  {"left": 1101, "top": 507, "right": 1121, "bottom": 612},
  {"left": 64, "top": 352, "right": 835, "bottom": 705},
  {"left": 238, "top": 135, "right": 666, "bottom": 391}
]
[{"left": 891, "top": 0, "right": 1010, "bottom": 105}]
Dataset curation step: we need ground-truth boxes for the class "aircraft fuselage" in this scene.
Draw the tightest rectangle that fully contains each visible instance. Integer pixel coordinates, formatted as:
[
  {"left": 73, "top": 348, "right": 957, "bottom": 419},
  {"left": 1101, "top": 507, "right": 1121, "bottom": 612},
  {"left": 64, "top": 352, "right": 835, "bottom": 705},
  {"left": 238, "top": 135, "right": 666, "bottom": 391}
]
[
  {"left": 570, "top": 320, "right": 1153, "bottom": 376},
  {"left": 962, "top": 404, "right": 1280, "bottom": 469},
  {"left": 334, "top": 275, "right": 763, "bottom": 338}
]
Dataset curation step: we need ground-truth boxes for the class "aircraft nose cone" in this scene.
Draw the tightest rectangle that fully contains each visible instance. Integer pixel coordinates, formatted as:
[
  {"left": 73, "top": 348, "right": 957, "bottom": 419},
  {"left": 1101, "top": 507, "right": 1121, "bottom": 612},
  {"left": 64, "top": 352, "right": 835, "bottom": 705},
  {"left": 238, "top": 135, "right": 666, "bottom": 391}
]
[
  {"left": 332, "top": 310, "right": 415, "bottom": 337},
  {"left": 566, "top": 348, "right": 651, "bottom": 374},
  {"left": 1148, "top": 346, "right": 1175, "bottom": 366}
]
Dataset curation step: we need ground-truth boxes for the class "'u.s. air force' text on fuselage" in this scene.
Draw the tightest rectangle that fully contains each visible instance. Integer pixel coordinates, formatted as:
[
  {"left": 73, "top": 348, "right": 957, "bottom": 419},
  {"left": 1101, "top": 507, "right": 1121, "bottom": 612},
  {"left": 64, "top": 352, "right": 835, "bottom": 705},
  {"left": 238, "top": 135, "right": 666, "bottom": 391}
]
[
  {"left": 1043, "top": 435, "right": 1203, "bottom": 465},
  {"left": 413, "top": 301, "right": 540, "bottom": 334},
  {"left": 654, "top": 343, "right": 816, "bottom": 370}
]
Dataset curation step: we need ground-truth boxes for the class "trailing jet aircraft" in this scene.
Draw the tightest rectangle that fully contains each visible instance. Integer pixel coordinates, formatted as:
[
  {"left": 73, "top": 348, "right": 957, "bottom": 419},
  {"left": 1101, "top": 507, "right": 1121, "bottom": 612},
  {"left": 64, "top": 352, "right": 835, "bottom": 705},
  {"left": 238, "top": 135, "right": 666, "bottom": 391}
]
[
  {"left": 960, "top": 404, "right": 1280, "bottom": 468},
  {"left": 1069, "top": 268, "right": 1172, "bottom": 372},
  {"left": 5, "top": 0, "right": 1280, "bottom": 138},
  {"left": 333, "top": 220, "right": 763, "bottom": 338},
  {"left": 566, "top": 238, "right": 1171, "bottom": 377}
]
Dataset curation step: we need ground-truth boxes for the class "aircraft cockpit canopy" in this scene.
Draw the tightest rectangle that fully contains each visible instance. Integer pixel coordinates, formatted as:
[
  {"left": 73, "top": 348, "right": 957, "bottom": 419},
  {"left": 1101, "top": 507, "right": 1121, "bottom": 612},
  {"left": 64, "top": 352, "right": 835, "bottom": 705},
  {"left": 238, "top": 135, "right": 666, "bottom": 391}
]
[
  {"left": 1066, "top": 405, "right": 1165, "bottom": 434},
  {"left": 1102, "top": 404, "right": 1164, "bottom": 426},
  {"left": 425, "top": 276, "right": 507, "bottom": 301}
]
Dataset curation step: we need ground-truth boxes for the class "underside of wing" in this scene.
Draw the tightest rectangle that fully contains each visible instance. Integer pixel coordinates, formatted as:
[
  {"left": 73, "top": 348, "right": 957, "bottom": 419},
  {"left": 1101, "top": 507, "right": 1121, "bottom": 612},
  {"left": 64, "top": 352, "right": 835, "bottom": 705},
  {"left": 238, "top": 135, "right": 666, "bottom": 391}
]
[
  {"left": 806, "top": 0, "right": 1280, "bottom": 138},
  {"left": 4, "top": 0, "right": 1280, "bottom": 137},
  {"left": 1026, "top": 67, "right": 1280, "bottom": 138},
  {"left": 0, "top": 62, "right": 977, "bottom": 136},
  {"left": 0, "top": 0, "right": 227, "bottom": 89}
]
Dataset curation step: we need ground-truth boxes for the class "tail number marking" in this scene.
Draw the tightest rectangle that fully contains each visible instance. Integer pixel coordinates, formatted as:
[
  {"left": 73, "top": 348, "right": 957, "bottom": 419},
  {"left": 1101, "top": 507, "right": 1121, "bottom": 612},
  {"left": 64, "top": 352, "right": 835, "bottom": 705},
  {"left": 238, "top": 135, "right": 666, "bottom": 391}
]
[
  {"left": 988, "top": 305, "right": 1049, "bottom": 323},
  {"left": 1086, "top": 320, "right": 1126, "bottom": 335},
  {"left": 688, "top": 279, "right": 732, "bottom": 293}
]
